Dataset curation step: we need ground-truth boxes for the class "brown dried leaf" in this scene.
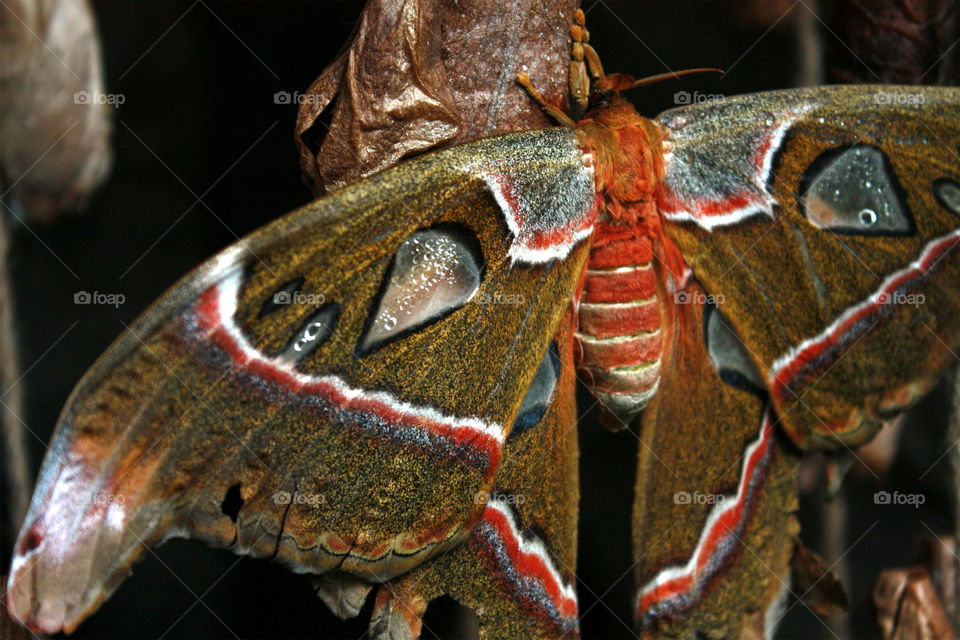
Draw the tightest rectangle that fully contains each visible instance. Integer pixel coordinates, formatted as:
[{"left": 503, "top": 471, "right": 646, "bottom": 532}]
[
  {"left": 0, "top": 0, "right": 112, "bottom": 222},
  {"left": 874, "top": 568, "right": 957, "bottom": 640},
  {"left": 912, "top": 535, "right": 960, "bottom": 628},
  {"left": 296, "top": 0, "right": 578, "bottom": 195}
]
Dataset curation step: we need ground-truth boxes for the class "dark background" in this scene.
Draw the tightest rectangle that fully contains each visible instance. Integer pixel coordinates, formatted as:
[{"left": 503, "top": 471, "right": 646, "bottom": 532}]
[{"left": 1, "top": 1, "right": 953, "bottom": 638}]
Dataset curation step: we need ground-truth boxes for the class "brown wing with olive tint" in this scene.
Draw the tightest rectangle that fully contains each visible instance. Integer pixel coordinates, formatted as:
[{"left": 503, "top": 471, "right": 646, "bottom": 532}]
[
  {"left": 6, "top": 128, "right": 594, "bottom": 635},
  {"left": 657, "top": 85, "right": 960, "bottom": 451},
  {"left": 366, "top": 305, "right": 582, "bottom": 639},
  {"left": 633, "top": 280, "right": 800, "bottom": 638}
]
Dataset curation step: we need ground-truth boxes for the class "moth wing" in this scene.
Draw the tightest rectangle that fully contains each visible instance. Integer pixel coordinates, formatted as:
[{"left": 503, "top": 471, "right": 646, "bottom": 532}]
[
  {"left": 7, "top": 128, "right": 595, "bottom": 634},
  {"left": 656, "top": 85, "right": 960, "bottom": 449},
  {"left": 633, "top": 280, "right": 798, "bottom": 637},
  {"left": 368, "top": 305, "right": 581, "bottom": 639}
]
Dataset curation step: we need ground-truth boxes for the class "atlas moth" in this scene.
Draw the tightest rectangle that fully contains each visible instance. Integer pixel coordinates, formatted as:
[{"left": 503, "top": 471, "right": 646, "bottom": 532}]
[{"left": 7, "top": 8, "right": 960, "bottom": 640}]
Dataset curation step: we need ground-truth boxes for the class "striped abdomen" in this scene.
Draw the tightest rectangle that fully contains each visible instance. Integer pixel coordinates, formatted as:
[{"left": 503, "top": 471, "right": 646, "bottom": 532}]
[{"left": 576, "top": 226, "right": 662, "bottom": 427}]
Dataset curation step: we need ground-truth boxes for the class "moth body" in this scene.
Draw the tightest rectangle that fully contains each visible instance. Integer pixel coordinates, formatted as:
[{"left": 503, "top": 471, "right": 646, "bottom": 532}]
[{"left": 573, "top": 98, "right": 685, "bottom": 428}]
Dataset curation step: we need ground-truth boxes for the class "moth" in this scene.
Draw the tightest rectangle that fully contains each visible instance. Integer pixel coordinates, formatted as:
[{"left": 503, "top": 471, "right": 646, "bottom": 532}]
[{"left": 7, "top": 9, "right": 960, "bottom": 639}]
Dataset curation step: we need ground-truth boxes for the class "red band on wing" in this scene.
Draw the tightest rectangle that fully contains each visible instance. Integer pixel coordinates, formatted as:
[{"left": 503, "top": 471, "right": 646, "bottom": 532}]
[
  {"left": 769, "top": 227, "right": 960, "bottom": 417},
  {"left": 656, "top": 117, "right": 803, "bottom": 231},
  {"left": 656, "top": 186, "right": 759, "bottom": 223},
  {"left": 472, "top": 498, "right": 579, "bottom": 635},
  {"left": 636, "top": 409, "right": 776, "bottom": 627},
  {"left": 483, "top": 171, "right": 597, "bottom": 265},
  {"left": 187, "top": 275, "right": 504, "bottom": 479}
]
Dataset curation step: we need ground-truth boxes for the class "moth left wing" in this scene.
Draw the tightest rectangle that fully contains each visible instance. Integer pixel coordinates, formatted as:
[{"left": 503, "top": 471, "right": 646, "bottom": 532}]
[
  {"left": 656, "top": 85, "right": 960, "bottom": 450},
  {"left": 633, "top": 280, "right": 799, "bottom": 638},
  {"left": 635, "top": 85, "right": 960, "bottom": 636},
  {"left": 7, "top": 128, "right": 594, "bottom": 634}
]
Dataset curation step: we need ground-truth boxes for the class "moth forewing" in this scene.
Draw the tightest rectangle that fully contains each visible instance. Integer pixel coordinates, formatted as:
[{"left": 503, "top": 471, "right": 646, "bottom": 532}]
[{"left": 6, "top": 129, "right": 596, "bottom": 635}]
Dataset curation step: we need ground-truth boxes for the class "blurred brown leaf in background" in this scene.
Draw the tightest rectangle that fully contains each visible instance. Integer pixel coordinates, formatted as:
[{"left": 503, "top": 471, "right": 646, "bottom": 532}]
[
  {"left": 1, "top": 0, "right": 112, "bottom": 221},
  {"left": 0, "top": 0, "right": 112, "bottom": 532},
  {"left": 825, "top": 0, "right": 959, "bottom": 84}
]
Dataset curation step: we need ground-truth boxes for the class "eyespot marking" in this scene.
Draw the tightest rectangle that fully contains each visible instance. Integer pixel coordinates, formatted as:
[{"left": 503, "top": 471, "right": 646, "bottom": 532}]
[
  {"left": 259, "top": 277, "right": 305, "bottom": 317},
  {"left": 510, "top": 342, "right": 560, "bottom": 437},
  {"left": 704, "top": 303, "right": 764, "bottom": 394},
  {"left": 359, "top": 224, "right": 483, "bottom": 355},
  {"left": 801, "top": 145, "right": 912, "bottom": 236},
  {"left": 933, "top": 178, "right": 960, "bottom": 216},
  {"left": 279, "top": 303, "right": 341, "bottom": 365}
]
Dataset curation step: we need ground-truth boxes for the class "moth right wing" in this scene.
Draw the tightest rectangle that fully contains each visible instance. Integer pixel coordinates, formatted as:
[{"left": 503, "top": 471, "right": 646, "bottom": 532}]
[{"left": 368, "top": 304, "right": 582, "bottom": 639}]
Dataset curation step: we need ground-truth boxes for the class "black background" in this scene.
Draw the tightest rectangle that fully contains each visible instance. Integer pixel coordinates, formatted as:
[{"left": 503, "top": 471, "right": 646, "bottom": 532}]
[{"left": 2, "top": 1, "right": 953, "bottom": 638}]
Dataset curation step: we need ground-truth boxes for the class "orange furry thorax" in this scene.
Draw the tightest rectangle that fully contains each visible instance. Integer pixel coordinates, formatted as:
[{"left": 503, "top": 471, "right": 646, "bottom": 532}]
[{"left": 576, "top": 97, "right": 665, "bottom": 229}]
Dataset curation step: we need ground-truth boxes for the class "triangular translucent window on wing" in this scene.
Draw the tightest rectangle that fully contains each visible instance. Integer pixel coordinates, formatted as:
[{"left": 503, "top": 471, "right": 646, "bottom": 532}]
[{"left": 359, "top": 224, "right": 483, "bottom": 354}]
